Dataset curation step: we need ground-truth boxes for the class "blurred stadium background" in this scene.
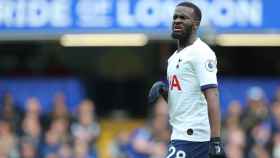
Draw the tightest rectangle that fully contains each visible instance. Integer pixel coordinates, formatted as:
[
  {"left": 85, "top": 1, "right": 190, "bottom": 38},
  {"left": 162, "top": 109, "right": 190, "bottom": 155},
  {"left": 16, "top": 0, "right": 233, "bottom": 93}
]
[{"left": 0, "top": 0, "right": 280, "bottom": 158}]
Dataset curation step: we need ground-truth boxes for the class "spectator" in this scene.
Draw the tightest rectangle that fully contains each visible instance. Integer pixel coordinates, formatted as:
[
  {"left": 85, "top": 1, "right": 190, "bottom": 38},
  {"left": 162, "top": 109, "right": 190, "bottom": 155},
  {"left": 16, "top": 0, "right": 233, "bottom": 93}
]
[
  {"left": 226, "top": 145, "right": 243, "bottom": 158},
  {"left": 0, "top": 92, "right": 23, "bottom": 134},
  {"left": 225, "top": 100, "right": 242, "bottom": 127},
  {"left": 74, "top": 138, "right": 92, "bottom": 158},
  {"left": 241, "top": 86, "right": 269, "bottom": 133},
  {"left": 24, "top": 97, "right": 49, "bottom": 130},
  {"left": 20, "top": 139, "right": 37, "bottom": 158},
  {"left": 25, "top": 97, "right": 41, "bottom": 118},
  {"left": 49, "top": 118, "right": 71, "bottom": 144},
  {"left": 3, "top": 83, "right": 280, "bottom": 158},
  {"left": 42, "top": 129, "right": 61, "bottom": 157},
  {"left": 57, "top": 143, "right": 73, "bottom": 158},
  {"left": 127, "top": 128, "right": 153, "bottom": 158},
  {"left": 251, "top": 122, "right": 271, "bottom": 148},
  {"left": 151, "top": 97, "right": 170, "bottom": 143},
  {"left": 223, "top": 100, "right": 245, "bottom": 158},
  {"left": 49, "top": 92, "right": 73, "bottom": 122},
  {"left": 225, "top": 127, "right": 245, "bottom": 158},
  {"left": 249, "top": 144, "right": 270, "bottom": 158},
  {"left": 21, "top": 115, "right": 43, "bottom": 150},
  {"left": 109, "top": 130, "right": 130, "bottom": 158},
  {"left": 273, "top": 133, "right": 280, "bottom": 158},
  {"left": 273, "top": 87, "right": 280, "bottom": 103},
  {"left": 45, "top": 152, "right": 59, "bottom": 158},
  {"left": 0, "top": 120, "right": 19, "bottom": 158},
  {"left": 271, "top": 101, "right": 280, "bottom": 133},
  {"left": 149, "top": 141, "right": 167, "bottom": 158},
  {"left": 71, "top": 99, "right": 100, "bottom": 158},
  {"left": 240, "top": 87, "right": 270, "bottom": 157},
  {"left": 124, "top": 97, "right": 170, "bottom": 158}
]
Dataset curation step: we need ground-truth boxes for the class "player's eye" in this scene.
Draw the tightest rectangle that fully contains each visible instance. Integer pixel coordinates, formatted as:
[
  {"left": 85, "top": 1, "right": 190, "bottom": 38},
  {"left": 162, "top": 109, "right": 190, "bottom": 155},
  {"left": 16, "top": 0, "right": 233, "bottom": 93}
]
[
  {"left": 179, "top": 16, "right": 186, "bottom": 20},
  {"left": 173, "top": 15, "right": 186, "bottom": 21}
]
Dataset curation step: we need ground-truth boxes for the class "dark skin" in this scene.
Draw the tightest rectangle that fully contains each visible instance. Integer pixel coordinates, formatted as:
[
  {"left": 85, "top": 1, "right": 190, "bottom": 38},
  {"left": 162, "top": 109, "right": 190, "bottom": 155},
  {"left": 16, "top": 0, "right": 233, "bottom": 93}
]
[
  {"left": 171, "top": 6, "right": 221, "bottom": 138},
  {"left": 203, "top": 88, "right": 221, "bottom": 138},
  {"left": 171, "top": 6, "right": 198, "bottom": 51}
]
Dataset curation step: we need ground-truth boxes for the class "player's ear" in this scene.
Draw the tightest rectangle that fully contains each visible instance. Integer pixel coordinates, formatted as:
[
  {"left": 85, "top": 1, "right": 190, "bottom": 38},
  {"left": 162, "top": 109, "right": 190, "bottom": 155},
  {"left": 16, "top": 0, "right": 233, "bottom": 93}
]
[
  {"left": 193, "top": 20, "right": 200, "bottom": 31},
  {"left": 192, "top": 22, "right": 198, "bottom": 31}
]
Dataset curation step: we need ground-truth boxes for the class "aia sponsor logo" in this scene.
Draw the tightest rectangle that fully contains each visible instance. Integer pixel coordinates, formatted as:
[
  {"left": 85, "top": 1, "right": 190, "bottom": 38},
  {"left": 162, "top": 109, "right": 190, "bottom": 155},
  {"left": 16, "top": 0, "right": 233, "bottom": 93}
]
[{"left": 169, "top": 75, "right": 182, "bottom": 91}]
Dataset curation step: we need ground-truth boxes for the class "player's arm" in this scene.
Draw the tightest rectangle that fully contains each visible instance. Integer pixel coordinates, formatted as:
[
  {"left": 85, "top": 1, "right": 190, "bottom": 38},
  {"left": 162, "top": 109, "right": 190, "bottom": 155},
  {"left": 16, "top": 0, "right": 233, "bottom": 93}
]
[
  {"left": 193, "top": 52, "right": 226, "bottom": 157},
  {"left": 203, "top": 87, "right": 221, "bottom": 138},
  {"left": 204, "top": 87, "right": 226, "bottom": 158},
  {"left": 193, "top": 52, "right": 221, "bottom": 137}
]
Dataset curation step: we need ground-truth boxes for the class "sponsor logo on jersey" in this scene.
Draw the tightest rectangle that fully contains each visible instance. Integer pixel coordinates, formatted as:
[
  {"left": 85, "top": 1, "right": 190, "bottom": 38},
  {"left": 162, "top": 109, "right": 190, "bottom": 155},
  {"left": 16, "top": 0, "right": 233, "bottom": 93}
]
[{"left": 170, "top": 75, "right": 182, "bottom": 91}]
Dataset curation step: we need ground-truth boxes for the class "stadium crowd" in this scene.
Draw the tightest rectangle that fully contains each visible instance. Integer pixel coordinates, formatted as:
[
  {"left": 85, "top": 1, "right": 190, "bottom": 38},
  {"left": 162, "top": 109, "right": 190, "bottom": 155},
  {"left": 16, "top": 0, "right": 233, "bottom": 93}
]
[
  {"left": 0, "top": 86, "right": 280, "bottom": 158},
  {"left": 0, "top": 92, "right": 100, "bottom": 158}
]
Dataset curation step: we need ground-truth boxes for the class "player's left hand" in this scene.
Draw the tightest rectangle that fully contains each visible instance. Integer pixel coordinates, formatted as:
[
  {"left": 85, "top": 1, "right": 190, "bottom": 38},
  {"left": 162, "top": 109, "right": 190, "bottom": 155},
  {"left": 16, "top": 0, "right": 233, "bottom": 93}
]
[
  {"left": 148, "top": 81, "right": 168, "bottom": 104},
  {"left": 209, "top": 137, "right": 226, "bottom": 158}
]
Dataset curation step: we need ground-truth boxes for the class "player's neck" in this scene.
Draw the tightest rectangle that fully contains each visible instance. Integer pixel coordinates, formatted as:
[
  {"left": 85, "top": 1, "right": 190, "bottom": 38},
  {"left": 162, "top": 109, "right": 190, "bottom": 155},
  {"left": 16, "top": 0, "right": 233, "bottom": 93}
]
[{"left": 177, "top": 34, "right": 197, "bottom": 52}]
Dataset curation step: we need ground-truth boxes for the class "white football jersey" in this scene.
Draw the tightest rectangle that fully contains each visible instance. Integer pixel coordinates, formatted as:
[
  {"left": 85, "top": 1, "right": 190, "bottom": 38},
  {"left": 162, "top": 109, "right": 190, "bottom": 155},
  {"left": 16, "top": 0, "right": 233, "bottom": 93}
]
[{"left": 167, "top": 38, "right": 218, "bottom": 142}]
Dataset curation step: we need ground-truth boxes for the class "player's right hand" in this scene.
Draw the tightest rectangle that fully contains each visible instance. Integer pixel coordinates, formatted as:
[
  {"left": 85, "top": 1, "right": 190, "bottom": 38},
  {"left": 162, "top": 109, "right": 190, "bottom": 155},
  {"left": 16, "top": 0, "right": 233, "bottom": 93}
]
[
  {"left": 148, "top": 81, "right": 168, "bottom": 104},
  {"left": 209, "top": 137, "right": 227, "bottom": 158}
]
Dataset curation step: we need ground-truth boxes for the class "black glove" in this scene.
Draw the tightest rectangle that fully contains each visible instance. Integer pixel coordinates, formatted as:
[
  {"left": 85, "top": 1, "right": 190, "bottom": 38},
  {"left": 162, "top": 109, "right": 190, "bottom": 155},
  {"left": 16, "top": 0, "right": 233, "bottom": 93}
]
[
  {"left": 148, "top": 81, "right": 168, "bottom": 104},
  {"left": 209, "top": 137, "right": 226, "bottom": 158}
]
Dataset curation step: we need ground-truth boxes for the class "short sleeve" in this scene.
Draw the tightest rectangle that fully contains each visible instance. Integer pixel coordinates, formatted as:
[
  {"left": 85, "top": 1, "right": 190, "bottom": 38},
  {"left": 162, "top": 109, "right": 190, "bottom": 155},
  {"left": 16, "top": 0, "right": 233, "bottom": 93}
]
[{"left": 192, "top": 51, "right": 218, "bottom": 91}]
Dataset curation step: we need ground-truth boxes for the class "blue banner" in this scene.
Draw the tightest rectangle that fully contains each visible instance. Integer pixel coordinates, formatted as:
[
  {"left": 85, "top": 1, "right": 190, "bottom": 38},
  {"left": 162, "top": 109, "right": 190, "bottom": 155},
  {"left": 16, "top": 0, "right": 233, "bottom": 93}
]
[
  {"left": 0, "top": 78, "right": 85, "bottom": 113},
  {"left": 0, "top": 0, "right": 279, "bottom": 38},
  {"left": 219, "top": 77, "right": 280, "bottom": 116}
]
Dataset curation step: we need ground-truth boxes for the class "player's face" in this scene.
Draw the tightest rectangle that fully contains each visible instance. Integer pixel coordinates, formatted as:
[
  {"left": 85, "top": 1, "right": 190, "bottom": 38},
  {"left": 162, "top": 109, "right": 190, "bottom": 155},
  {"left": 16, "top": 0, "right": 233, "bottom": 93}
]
[{"left": 171, "top": 6, "right": 196, "bottom": 40}]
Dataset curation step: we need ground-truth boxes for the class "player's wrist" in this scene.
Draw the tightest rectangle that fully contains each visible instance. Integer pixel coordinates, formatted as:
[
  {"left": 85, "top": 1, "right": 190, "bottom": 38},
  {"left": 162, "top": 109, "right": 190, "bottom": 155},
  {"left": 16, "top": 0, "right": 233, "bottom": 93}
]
[{"left": 210, "top": 137, "right": 221, "bottom": 142}]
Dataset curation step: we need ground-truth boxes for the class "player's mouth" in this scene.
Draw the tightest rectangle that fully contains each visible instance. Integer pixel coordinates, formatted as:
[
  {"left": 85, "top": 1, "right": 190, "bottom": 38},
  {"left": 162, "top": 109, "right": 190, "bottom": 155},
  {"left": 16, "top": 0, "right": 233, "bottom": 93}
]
[{"left": 173, "top": 25, "right": 184, "bottom": 32}]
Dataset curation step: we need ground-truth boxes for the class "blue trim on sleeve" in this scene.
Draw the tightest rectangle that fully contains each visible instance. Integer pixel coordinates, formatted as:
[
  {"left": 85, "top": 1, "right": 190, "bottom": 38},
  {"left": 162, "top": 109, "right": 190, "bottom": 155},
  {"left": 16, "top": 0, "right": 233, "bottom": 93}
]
[{"left": 201, "top": 84, "right": 217, "bottom": 91}]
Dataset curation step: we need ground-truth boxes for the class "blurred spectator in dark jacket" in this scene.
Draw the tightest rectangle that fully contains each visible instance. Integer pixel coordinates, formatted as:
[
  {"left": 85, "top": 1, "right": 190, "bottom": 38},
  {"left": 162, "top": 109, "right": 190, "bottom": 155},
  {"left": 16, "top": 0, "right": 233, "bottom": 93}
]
[
  {"left": 241, "top": 86, "right": 269, "bottom": 132},
  {"left": 0, "top": 92, "right": 23, "bottom": 134},
  {"left": 240, "top": 86, "right": 270, "bottom": 157}
]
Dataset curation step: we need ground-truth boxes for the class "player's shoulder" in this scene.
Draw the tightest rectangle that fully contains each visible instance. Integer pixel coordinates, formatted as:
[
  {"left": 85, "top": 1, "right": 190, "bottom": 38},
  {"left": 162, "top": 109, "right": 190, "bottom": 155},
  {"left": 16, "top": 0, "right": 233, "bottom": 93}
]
[{"left": 194, "top": 38, "right": 216, "bottom": 58}]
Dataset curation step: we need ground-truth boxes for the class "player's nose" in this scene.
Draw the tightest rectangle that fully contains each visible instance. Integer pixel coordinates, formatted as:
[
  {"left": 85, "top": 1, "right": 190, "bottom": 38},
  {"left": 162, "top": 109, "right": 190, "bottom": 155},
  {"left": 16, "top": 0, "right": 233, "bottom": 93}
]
[{"left": 173, "top": 18, "right": 182, "bottom": 23}]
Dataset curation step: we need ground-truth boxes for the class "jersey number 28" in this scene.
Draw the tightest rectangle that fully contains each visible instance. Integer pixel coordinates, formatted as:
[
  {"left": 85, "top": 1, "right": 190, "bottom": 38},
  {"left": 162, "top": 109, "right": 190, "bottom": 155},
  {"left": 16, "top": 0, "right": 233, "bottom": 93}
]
[{"left": 166, "top": 146, "right": 187, "bottom": 158}]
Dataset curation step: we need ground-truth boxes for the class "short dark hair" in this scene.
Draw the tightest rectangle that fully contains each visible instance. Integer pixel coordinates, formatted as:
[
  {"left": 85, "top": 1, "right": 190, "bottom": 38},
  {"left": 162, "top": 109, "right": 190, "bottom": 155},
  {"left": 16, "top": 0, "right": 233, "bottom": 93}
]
[{"left": 177, "top": 2, "right": 202, "bottom": 24}]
